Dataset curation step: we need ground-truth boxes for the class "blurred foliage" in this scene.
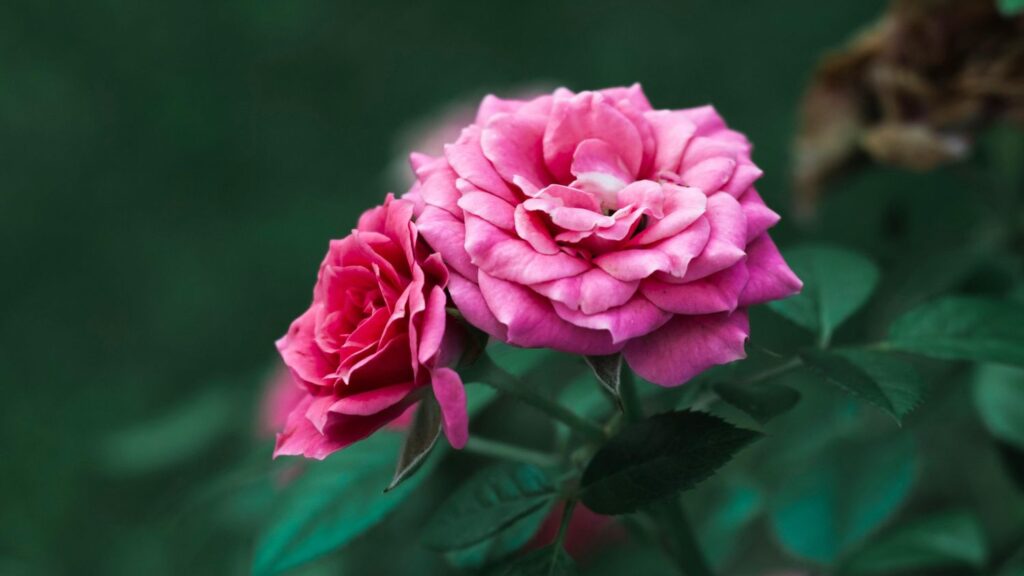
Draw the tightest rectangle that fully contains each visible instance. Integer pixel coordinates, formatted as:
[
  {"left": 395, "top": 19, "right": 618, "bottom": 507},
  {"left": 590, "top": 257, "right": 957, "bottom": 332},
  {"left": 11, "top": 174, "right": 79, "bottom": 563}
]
[{"left": 3, "top": 0, "right": 1024, "bottom": 575}]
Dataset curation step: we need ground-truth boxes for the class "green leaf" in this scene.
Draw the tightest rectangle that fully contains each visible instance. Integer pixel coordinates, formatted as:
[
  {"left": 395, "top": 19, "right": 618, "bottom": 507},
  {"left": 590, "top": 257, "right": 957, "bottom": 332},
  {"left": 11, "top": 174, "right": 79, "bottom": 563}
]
[
  {"left": 387, "top": 396, "right": 442, "bottom": 492},
  {"left": 887, "top": 297, "right": 1024, "bottom": 366},
  {"left": 998, "top": 0, "right": 1024, "bottom": 16},
  {"left": 840, "top": 510, "right": 987, "bottom": 576},
  {"left": 489, "top": 546, "right": 578, "bottom": 576},
  {"left": 768, "top": 245, "right": 879, "bottom": 344},
  {"left": 713, "top": 381, "right": 800, "bottom": 425},
  {"left": 770, "top": 433, "right": 917, "bottom": 564},
  {"left": 99, "top": 387, "right": 235, "bottom": 475},
  {"left": 584, "top": 354, "right": 623, "bottom": 410},
  {"left": 446, "top": 505, "right": 552, "bottom": 570},
  {"left": 252, "top": 432, "right": 434, "bottom": 576},
  {"left": 580, "top": 411, "right": 762, "bottom": 515},
  {"left": 423, "top": 463, "right": 557, "bottom": 550},
  {"left": 800, "top": 349, "right": 925, "bottom": 423},
  {"left": 974, "top": 364, "right": 1024, "bottom": 450}
]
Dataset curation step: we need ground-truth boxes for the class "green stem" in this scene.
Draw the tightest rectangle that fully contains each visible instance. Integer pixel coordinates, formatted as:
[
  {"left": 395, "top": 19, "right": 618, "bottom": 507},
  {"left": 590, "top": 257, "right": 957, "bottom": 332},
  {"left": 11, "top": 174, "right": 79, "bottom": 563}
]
[
  {"left": 472, "top": 357, "right": 607, "bottom": 443},
  {"left": 463, "top": 436, "right": 561, "bottom": 468},
  {"left": 619, "top": 367, "right": 644, "bottom": 423},
  {"left": 652, "top": 498, "right": 714, "bottom": 576},
  {"left": 548, "top": 498, "right": 578, "bottom": 575},
  {"left": 736, "top": 357, "right": 802, "bottom": 386}
]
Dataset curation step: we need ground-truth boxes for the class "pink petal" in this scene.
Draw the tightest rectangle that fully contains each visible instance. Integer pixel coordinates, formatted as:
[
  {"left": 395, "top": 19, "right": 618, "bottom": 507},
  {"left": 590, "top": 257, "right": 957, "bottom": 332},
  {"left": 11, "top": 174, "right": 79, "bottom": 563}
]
[
  {"left": 457, "top": 190, "right": 516, "bottom": 231},
  {"left": 738, "top": 188, "right": 780, "bottom": 242},
  {"left": 553, "top": 297, "right": 671, "bottom": 344},
  {"left": 680, "top": 155, "right": 737, "bottom": 194},
  {"left": 416, "top": 206, "right": 476, "bottom": 279},
  {"left": 277, "top": 308, "right": 334, "bottom": 388},
  {"left": 617, "top": 180, "right": 666, "bottom": 219},
  {"left": 418, "top": 285, "right": 449, "bottom": 365},
  {"left": 624, "top": 310, "right": 750, "bottom": 387},
  {"left": 328, "top": 382, "right": 417, "bottom": 416},
  {"left": 417, "top": 164, "right": 463, "bottom": 217},
  {"left": 464, "top": 215, "right": 589, "bottom": 284},
  {"left": 738, "top": 234, "right": 803, "bottom": 306},
  {"left": 450, "top": 273, "right": 507, "bottom": 343},
  {"left": 681, "top": 193, "right": 747, "bottom": 282},
  {"left": 477, "top": 271, "right": 621, "bottom": 355},
  {"left": 543, "top": 91, "right": 643, "bottom": 182},
  {"left": 628, "top": 183, "right": 707, "bottom": 246},
  {"left": 445, "top": 126, "right": 517, "bottom": 203},
  {"left": 642, "top": 262, "right": 750, "bottom": 315},
  {"left": 644, "top": 110, "right": 698, "bottom": 175},
  {"left": 723, "top": 162, "right": 763, "bottom": 197},
  {"left": 481, "top": 112, "right": 551, "bottom": 191},
  {"left": 598, "top": 83, "right": 653, "bottom": 112},
  {"left": 594, "top": 217, "right": 711, "bottom": 281},
  {"left": 432, "top": 367, "right": 468, "bottom": 449},
  {"left": 531, "top": 267, "right": 641, "bottom": 314},
  {"left": 514, "top": 204, "right": 561, "bottom": 255}
]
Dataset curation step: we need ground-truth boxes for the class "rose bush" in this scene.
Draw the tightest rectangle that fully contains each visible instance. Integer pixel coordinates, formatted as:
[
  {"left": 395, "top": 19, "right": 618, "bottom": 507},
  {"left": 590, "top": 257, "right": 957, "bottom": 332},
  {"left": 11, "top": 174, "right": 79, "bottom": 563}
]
[
  {"left": 274, "top": 195, "right": 467, "bottom": 459},
  {"left": 407, "top": 84, "right": 802, "bottom": 386}
]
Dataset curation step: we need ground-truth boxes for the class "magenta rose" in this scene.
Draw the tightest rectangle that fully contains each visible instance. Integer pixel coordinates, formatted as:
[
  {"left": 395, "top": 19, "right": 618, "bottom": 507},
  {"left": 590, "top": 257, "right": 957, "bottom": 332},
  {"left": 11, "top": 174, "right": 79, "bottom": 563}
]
[
  {"left": 274, "top": 195, "right": 467, "bottom": 459},
  {"left": 408, "top": 85, "right": 802, "bottom": 386}
]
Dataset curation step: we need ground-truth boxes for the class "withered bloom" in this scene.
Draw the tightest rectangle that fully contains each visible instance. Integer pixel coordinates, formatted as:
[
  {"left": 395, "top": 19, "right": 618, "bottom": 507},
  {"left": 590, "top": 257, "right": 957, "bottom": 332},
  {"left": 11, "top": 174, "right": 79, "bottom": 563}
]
[{"left": 794, "top": 0, "right": 1024, "bottom": 215}]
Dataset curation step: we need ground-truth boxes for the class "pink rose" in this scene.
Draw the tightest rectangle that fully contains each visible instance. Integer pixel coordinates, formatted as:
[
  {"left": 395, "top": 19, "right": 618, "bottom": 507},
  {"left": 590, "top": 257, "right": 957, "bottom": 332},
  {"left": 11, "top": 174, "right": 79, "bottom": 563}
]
[
  {"left": 274, "top": 195, "right": 468, "bottom": 459},
  {"left": 528, "top": 503, "right": 625, "bottom": 562},
  {"left": 408, "top": 85, "right": 802, "bottom": 386}
]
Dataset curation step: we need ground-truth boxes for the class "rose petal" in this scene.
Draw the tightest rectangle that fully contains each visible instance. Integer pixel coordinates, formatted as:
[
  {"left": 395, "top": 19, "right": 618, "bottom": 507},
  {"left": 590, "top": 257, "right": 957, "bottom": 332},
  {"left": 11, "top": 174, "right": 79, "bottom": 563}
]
[
  {"left": 457, "top": 190, "right": 516, "bottom": 231},
  {"left": 445, "top": 125, "right": 517, "bottom": 203},
  {"left": 464, "top": 215, "right": 589, "bottom": 284},
  {"left": 738, "top": 234, "right": 803, "bottom": 306},
  {"left": 432, "top": 367, "right": 468, "bottom": 449},
  {"left": 416, "top": 206, "right": 476, "bottom": 279},
  {"left": 277, "top": 308, "right": 334, "bottom": 387},
  {"left": 681, "top": 193, "right": 747, "bottom": 282},
  {"left": 738, "top": 188, "right": 780, "bottom": 242},
  {"left": 642, "top": 262, "right": 750, "bottom": 315},
  {"left": 552, "top": 297, "right": 671, "bottom": 344},
  {"left": 531, "top": 267, "right": 640, "bottom": 314},
  {"left": 478, "top": 271, "right": 620, "bottom": 355},
  {"left": 448, "top": 270, "right": 508, "bottom": 341},
  {"left": 481, "top": 112, "right": 550, "bottom": 191},
  {"left": 624, "top": 310, "right": 749, "bottom": 387},
  {"left": 543, "top": 91, "right": 643, "bottom": 182},
  {"left": 644, "top": 110, "right": 698, "bottom": 175}
]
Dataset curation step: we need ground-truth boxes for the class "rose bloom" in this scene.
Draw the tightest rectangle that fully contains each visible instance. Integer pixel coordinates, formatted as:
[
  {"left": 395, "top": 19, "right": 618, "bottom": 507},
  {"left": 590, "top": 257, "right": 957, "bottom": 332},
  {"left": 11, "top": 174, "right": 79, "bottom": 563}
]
[
  {"left": 408, "top": 85, "right": 802, "bottom": 386},
  {"left": 274, "top": 195, "right": 467, "bottom": 459},
  {"left": 528, "top": 503, "right": 625, "bottom": 562}
]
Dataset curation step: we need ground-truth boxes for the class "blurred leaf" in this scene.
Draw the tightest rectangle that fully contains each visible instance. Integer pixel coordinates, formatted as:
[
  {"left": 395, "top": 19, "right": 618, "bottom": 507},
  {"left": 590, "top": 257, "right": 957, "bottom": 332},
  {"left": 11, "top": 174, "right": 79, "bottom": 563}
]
[
  {"left": 694, "top": 477, "right": 764, "bottom": 569},
  {"left": 584, "top": 354, "right": 623, "bottom": 410},
  {"left": 887, "top": 297, "right": 1024, "bottom": 366},
  {"left": 388, "top": 396, "right": 442, "bottom": 492},
  {"left": 99, "top": 388, "right": 235, "bottom": 475},
  {"left": 486, "top": 343, "right": 561, "bottom": 379},
  {"left": 423, "top": 463, "right": 557, "bottom": 551},
  {"left": 581, "top": 411, "right": 761, "bottom": 515},
  {"left": 770, "top": 433, "right": 917, "bottom": 564},
  {"left": 839, "top": 510, "right": 987, "bottom": 576},
  {"left": 488, "top": 546, "right": 578, "bottom": 576},
  {"left": 768, "top": 245, "right": 879, "bottom": 344},
  {"left": 446, "top": 505, "right": 551, "bottom": 570},
  {"left": 713, "top": 381, "right": 801, "bottom": 425},
  {"left": 974, "top": 364, "right": 1024, "bottom": 450},
  {"left": 998, "top": 0, "right": 1024, "bottom": 16},
  {"left": 252, "top": 433, "right": 433, "bottom": 576},
  {"left": 801, "top": 349, "right": 925, "bottom": 423}
]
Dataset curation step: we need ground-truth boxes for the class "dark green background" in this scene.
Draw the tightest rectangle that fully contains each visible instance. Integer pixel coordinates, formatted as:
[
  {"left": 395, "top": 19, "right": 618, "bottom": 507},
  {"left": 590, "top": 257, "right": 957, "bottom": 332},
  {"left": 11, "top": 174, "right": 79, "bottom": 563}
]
[{"left": 2, "top": 1, "right": 957, "bottom": 574}]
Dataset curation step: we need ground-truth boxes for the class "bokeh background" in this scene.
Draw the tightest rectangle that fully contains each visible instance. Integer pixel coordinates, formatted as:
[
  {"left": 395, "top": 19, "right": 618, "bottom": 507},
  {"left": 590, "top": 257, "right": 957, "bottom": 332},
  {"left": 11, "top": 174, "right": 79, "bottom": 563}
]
[{"left": 4, "top": 1, "right": 1022, "bottom": 575}]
